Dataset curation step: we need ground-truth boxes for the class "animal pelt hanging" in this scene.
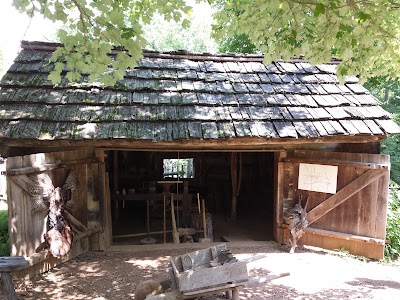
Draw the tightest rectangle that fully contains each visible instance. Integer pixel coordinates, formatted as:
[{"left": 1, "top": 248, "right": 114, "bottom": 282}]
[
  {"left": 29, "top": 170, "right": 78, "bottom": 258},
  {"left": 45, "top": 187, "right": 74, "bottom": 258},
  {"left": 284, "top": 196, "right": 309, "bottom": 254}
]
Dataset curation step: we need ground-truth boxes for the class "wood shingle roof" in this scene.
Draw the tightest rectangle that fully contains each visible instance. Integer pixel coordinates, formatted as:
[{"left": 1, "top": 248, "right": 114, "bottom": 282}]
[{"left": 0, "top": 41, "right": 399, "bottom": 147}]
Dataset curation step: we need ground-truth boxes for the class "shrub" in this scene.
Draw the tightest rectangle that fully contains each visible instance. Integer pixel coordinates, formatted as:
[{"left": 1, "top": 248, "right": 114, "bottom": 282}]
[
  {"left": 385, "top": 181, "right": 400, "bottom": 261},
  {"left": 0, "top": 210, "right": 9, "bottom": 256}
]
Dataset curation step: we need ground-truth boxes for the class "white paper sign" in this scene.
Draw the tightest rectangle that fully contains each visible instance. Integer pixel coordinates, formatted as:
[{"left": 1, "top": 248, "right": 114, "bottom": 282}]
[{"left": 298, "top": 163, "right": 338, "bottom": 194}]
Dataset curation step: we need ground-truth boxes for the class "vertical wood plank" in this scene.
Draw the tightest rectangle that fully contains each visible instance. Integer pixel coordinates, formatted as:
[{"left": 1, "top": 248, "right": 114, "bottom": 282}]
[
  {"left": 273, "top": 151, "right": 286, "bottom": 243},
  {"left": 96, "top": 149, "right": 112, "bottom": 249},
  {"left": 87, "top": 152, "right": 100, "bottom": 251},
  {"left": 374, "top": 170, "right": 389, "bottom": 237},
  {"left": 7, "top": 156, "right": 23, "bottom": 256}
]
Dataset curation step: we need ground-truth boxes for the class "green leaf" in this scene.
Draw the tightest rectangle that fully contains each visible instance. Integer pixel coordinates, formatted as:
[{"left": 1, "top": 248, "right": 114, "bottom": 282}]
[
  {"left": 358, "top": 11, "right": 372, "bottom": 22},
  {"left": 121, "top": 28, "right": 135, "bottom": 40},
  {"left": 48, "top": 71, "right": 62, "bottom": 85},
  {"left": 314, "top": 3, "right": 325, "bottom": 17},
  {"left": 339, "top": 23, "right": 353, "bottom": 32}
]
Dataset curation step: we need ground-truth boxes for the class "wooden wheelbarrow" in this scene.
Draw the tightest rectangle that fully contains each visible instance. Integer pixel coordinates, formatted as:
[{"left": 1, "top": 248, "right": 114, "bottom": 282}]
[{"left": 145, "top": 244, "right": 289, "bottom": 300}]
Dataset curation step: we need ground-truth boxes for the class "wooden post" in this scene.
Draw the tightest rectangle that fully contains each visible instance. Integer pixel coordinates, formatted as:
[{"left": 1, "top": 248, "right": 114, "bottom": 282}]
[
  {"left": 231, "top": 153, "right": 237, "bottom": 222},
  {"left": 113, "top": 150, "right": 119, "bottom": 192},
  {"left": 146, "top": 199, "right": 150, "bottom": 239},
  {"left": 202, "top": 199, "right": 207, "bottom": 239},
  {"left": 163, "top": 193, "right": 167, "bottom": 244},
  {"left": 197, "top": 193, "right": 201, "bottom": 214},
  {"left": 104, "top": 173, "right": 112, "bottom": 247},
  {"left": 113, "top": 151, "right": 119, "bottom": 220},
  {"left": 171, "top": 193, "right": 180, "bottom": 244},
  {"left": 230, "top": 152, "right": 242, "bottom": 223},
  {"left": 232, "top": 287, "right": 239, "bottom": 300},
  {"left": 96, "top": 149, "right": 112, "bottom": 249}
]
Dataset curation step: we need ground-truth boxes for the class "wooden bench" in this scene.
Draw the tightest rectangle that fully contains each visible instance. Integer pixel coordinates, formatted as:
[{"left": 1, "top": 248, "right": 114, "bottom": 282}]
[{"left": 0, "top": 256, "right": 28, "bottom": 300}]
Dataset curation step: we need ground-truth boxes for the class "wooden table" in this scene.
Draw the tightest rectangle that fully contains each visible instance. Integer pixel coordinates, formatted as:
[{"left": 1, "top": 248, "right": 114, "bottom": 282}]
[{"left": 157, "top": 180, "right": 183, "bottom": 193}]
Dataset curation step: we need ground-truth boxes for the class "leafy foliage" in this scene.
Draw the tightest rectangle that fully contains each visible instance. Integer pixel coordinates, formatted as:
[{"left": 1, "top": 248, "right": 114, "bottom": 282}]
[
  {"left": 365, "top": 77, "right": 400, "bottom": 184},
  {"left": 365, "top": 77, "right": 400, "bottom": 262},
  {"left": 212, "top": 1, "right": 400, "bottom": 83},
  {"left": 0, "top": 210, "right": 10, "bottom": 256},
  {"left": 13, "top": 0, "right": 193, "bottom": 86},
  {"left": 12, "top": 1, "right": 400, "bottom": 85},
  {"left": 385, "top": 181, "right": 400, "bottom": 261},
  {"left": 218, "top": 33, "right": 258, "bottom": 54},
  {"left": 142, "top": 1, "right": 217, "bottom": 53}
]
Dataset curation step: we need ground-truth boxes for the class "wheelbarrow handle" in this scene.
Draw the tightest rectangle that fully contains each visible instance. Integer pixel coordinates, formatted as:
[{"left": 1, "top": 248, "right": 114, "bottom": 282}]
[{"left": 247, "top": 272, "right": 290, "bottom": 285}]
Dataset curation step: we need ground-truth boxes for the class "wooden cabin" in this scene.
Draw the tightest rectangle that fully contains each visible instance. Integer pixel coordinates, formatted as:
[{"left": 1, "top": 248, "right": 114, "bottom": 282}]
[{"left": 0, "top": 41, "right": 399, "bottom": 277}]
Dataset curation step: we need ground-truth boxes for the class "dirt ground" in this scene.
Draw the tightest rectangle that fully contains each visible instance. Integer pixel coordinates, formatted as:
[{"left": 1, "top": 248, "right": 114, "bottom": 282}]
[{"left": 2, "top": 241, "right": 400, "bottom": 300}]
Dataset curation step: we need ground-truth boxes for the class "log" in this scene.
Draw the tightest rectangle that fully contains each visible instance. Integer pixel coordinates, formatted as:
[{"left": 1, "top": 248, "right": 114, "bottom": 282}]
[{"left": 0, "top": 256, "right": 28, "bottom": 300}]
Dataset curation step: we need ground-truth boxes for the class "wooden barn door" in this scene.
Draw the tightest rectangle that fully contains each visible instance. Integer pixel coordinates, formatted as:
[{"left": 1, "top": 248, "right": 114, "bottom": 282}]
[
  {"left": 6, "top": 149, "right": 110, "bottom": 278},
  {"left": 276, "top": 150, "right": 390, "bottom": 259}
]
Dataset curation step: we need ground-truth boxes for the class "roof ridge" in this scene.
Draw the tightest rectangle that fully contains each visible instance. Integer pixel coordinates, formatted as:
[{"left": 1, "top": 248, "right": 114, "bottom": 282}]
[{"left": 20, "top": 40, "right": 340, "bottom": 64}]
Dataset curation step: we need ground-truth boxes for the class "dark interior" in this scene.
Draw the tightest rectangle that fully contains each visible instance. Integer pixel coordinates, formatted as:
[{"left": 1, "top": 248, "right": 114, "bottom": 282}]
[{"left": 108, "top": 151, "right": 275, "bottom": 244}]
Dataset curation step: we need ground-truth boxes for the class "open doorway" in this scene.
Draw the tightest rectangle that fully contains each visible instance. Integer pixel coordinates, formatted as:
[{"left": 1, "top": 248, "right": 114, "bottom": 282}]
[{"left": 107, "top": 151, "right": 275, "bottom": 244}]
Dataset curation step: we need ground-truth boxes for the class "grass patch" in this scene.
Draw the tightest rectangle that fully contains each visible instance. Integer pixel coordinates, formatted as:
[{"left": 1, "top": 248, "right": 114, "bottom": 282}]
[
  {"left": 0, "top": 209, "right": 10, "bottom": 256},
  {"left": 385, "top": 181, "right": 400, "bottom": 261}
]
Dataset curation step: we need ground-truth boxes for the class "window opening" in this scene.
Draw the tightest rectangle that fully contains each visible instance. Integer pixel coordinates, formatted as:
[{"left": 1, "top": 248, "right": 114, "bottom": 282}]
[{"left": 163, "top": 158, "right": 194, "bottom": 179}]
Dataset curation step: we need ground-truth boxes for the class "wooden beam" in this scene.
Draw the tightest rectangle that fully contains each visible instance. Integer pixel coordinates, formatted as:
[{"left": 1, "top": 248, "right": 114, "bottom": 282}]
[
  {"left": 9, "top": 175, "right": 36, "bottom": 195},
  {"left": 1, "top": 135, "right": 385, "bottom": 152},
  {"left": 74, "top": 226, "right": 102, "bottom": 242},
  {"left": 113, "top": 230, "right": 173, "bottom": 239},
  {"left": 7, "top": 158, "right": 99, "bottom": 176},
  {"left": 304, "top": 227, "right": 385, "bottom": 245},
  {"left": 307, "top": 169, "right": 387, "bottom": 225},
  {"left": 283, "top": 158, "right": 389, "bottom": 169},
  {"left": 25, "top": 250, "right": 51, "bottom": 267},
  {"left": 64, "top": 211, "right": 87, "bottom": 233}
]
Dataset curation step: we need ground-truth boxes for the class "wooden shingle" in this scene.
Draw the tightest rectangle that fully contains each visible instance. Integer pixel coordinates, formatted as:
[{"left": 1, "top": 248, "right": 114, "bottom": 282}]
[
  {"left": 273, "top": 121, "right": 298, "bottom": 138},
  {"left": 0, "top": 43, "right": 398, "bottom": 145},
  {"left": 217, "top": 122, "right": 236, "bottom": 138}
]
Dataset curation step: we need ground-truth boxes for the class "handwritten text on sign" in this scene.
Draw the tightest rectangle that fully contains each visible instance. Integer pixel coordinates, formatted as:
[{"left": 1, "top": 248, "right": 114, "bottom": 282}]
[{"left": 298, "top": 163, "right": 338, "bottom": 194}]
